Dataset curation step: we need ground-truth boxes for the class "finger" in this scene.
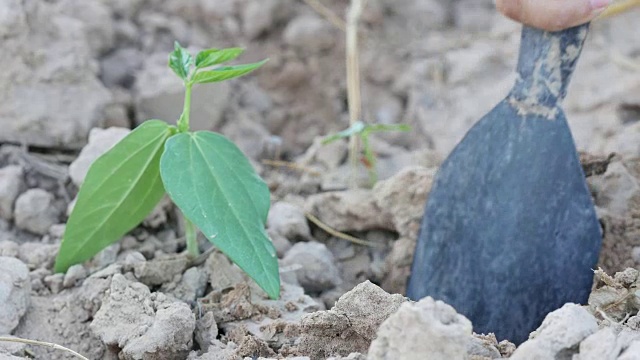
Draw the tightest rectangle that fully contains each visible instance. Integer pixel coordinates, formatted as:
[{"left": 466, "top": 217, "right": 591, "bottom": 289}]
[{"left": 495, "top": 0, "right": 611, "bottom": 32}]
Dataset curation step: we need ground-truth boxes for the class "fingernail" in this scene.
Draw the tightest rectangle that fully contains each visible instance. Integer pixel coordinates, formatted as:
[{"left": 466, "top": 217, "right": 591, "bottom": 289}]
[{"left": 590, "top": 0, "right": 612, "bottom": 10}]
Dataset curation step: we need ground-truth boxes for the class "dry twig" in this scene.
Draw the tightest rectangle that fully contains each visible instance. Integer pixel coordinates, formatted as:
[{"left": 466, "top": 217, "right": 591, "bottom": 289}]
[
  {"left": 301, "top": 0, "right": 346, "bottom": 31},
  {"left": 305, "top": 212, "right": 381, "bottom": 247},
  {"left": 598, "top": 0, "right": 640, "bottom": 19},
  {"left": 0, "top": 337, "right": 88, "bottom": 360}
]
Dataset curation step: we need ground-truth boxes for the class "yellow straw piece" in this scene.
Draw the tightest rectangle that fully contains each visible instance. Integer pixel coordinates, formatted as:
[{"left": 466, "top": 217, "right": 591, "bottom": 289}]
[{"left": 597, "top": 0, "right": 640, "bottom": 19}]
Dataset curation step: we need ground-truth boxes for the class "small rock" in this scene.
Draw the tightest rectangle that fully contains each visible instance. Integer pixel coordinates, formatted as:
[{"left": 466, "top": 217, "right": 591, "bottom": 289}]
[
  {"left": 615, "top": 268, "right": 639, "bottom": 286},
  {"left": 282, "top": 241, "right": 342, "bottom": 293},
  {"left": 48, "top": 224, "right": 66, "bottom": 239},
  {"left": 373, "top": 166, "right": 434, "bottom": 239},
  {"left": 267, "top": 230, "right": 292, "bottom": 258},
  {"left": 0, "top": 241, "right": 19, "bottom": 258},
  {"left": 510, "top": 304, "right": 598, "bottom": 359},
  {"left": 142, "top": 196, "right": 172, "bottom": 229},
  {"left": 195, "top": 311, "right": 218, "bottom": 352},
  {"left": 192, "top": 340, "right": 238, "bottom": 359},
  {"left": 368, "top": 297, "right": 472, "bottom": 360},
  {"left": 28, "top": 268, "right": 50, "bottom": 295},
  {"left": 134, "top": 256, "right": 189, "bottom": 286},
  {"left": 304, "top": 190, "right": 394, "bottom": 233},
  {"left": 619, "top": 340, "right": 640, "bottom": 360},
  {"left": 14, "top": 189, "right": 60, "bottom": 235},
  {"left": 240, "top": 84, "right": 273, "bottom": 114},
  {"left": 589, "top": 160, "right": 640, "bottom": 218},
  {"left": 99, "top": 47, "right": 143, "bottom": 88},
  {"left": 381, "top": 237, "right": 415, "bottom": 294},
  {"left": 166, "top": 267, "right": 207, "bottom": 303},
  {"left": 91, "top": 274, "right": 195, "bottom": 360},
  {"left": 123, "top": 303, "right": 196, "bottom": 360},
  {"left": 205, "top": 252, "right": 247, "bottom": 292},
  {"left": 297, "top": 281, "right": 406, "bottom": 358},
  {"left": 88, "top": 242, "right": 121, "bottom": 271},
  {"left": 241, "top": 0, "right": 290, "bottom": 39},
  {"left": 68, "top": 127, "right": 130, "bottom": 186},
  {"left": 43, "top": 273, "right": 64, "bottom": 294},
  {"left": 283, "top": 15, "right": 335, "bottom": 53},
  {"left": 63, "top": 264, "right": 88, "bottom": 288},
  {"left": 18, "top": 243, "right": 58, "bottom": 270},
  {"left": 267, "top": 202, "right": 310, "bottom": 241},
  {"left": 220, "top": 110, "right": 272, "bottom": 160},
  {"left": 56, "top": 0, "right": 114, "bottom": 56},
  {"left": 89, "top": 263, "right": 123, "bottom": 279},
  {"left": 467, "top": 334, "right": 502, "bottom": 359},
  {"left": 577, "top": 327, "right": 621, "bottom": 360},
  {"left": 0, "top": 257, "right": 30, "bottom": 334},
  {"left": 0, "top": 165, "right": 24, "bottom": 220},
  {"left": 123, "top": 251, "right": 146, "bottom": 271}
]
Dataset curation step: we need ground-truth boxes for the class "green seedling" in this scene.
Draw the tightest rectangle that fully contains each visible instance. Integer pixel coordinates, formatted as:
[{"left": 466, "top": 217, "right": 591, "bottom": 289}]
[
  {"left": 322, "top": 121, "right": 411, "bottom": 185},
  {"left": 54, "top": 42, "right": 280, "bottom": 299}
]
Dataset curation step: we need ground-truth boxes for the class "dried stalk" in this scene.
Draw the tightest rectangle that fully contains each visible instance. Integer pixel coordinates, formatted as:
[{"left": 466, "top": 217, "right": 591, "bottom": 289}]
[
  {"left": 301, "top": 0, "right": 346, "bottom": 31},
  {"left": 597, "top": 0, "right": 640, "bottom": 19},
  {"left": 305, "top": 212, "right": 380, "bottom": 247},
  {"left": 346, "top": 0, "right": 366, "bottom": 188},
  {"left": 0, "top": 337, "right": 89, "bottom": 360}
]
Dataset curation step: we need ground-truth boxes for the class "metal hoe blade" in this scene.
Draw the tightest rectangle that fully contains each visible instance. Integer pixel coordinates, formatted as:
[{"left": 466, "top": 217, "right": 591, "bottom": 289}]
[{"left": 407, "top": 23, "right": 602, "bottom": 345}]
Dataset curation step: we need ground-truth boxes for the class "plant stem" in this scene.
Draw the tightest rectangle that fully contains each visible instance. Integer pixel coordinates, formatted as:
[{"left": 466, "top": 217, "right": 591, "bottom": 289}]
[
  {"left": 184, "top": 216, "right": 199, "bottom": 258},
  {"left": 177, "top": 81, "right": 193, "bottom": 132}
]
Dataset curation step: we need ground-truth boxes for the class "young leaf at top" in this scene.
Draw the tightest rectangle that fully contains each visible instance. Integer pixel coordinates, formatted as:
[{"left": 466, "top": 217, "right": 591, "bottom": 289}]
[
  {"left": 54, "top": 120, "right": 174, "bottom": 273},
  {"left": 160, "top": 131, "right": 280, "bottom": 299},
  {"left": 192, "top": 60, "right": 268, "bottom": 84},
  {"left": 169, "top": 41, "right": 193, "bottom": 81},
  {"left": 195, "top": 48, "right": 244, "bottom": 69}
]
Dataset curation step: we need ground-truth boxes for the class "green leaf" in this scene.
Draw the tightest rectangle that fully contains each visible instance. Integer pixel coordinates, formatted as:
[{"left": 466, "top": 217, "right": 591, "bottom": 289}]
[
  {"left": 195, "top": 48, "right": 244, "bottom": 69},
  {"left": 54, "top": 120, "right": 174, "bottom": 273},
  {"left": 160, "top": 131, "right": 280, "bottom": 299},
  {"left": 363, "top": 123, "right": 412, "bottom": 135},
  {"left": 321, "top": 121, "right": 366, "bottom": 144},
  {"left": 169, "top": 41, "right": 193, "bottom": 80},
  {"left": 192, "top": 60, "right": 268, "bottom": 84}
]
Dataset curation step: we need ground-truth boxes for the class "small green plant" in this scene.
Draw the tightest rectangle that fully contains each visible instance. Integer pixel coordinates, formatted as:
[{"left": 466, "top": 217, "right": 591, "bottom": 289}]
[
  {"left": 322, "top": 121, "right": 411, "bottom": 185},
  {"left": 54, "top": 42, "right": 280, "bottom": 299}
]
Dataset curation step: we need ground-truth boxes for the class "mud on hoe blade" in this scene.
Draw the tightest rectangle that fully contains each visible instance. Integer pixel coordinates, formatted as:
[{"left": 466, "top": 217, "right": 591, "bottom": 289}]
[{"left": 407, "top": 23, "right": 602, "bottom": 345}]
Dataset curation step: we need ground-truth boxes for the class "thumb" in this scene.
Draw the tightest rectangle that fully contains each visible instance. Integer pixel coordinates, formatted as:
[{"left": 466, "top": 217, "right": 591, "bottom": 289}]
[{"left": 495, "top": 0, "right": 611, "bottom": 32}]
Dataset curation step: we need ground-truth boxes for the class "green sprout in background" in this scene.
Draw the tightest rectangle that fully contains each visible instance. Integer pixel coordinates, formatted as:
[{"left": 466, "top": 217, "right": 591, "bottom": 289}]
[
  {"left": 322, "top": 121, "right": 411, "bottom": 185},
  {"left": 54, "top": 42, "right": 280, "bottom": 299}
]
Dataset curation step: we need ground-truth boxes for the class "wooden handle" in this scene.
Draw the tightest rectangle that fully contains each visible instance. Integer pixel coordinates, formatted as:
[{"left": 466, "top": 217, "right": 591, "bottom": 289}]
[{"left": 511, "top": 23, "right": 590, "bottom": 107}]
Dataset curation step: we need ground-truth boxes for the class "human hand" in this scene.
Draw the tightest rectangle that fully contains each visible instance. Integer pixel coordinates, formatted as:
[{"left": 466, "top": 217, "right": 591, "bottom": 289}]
[{"left": 495, "top": 0, "right": 611, "bottom": 31}]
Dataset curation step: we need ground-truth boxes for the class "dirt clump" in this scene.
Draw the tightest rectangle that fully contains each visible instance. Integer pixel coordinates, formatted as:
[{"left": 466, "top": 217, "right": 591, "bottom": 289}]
[
  {"left": 289, "top": 281, "right": 406, "bottom": 360},
  {"left": 368, "top": 296, "right": 472, "bottom": 360},
  {"left": 91, "top": 273, "right": 196, "bottom": 360}
]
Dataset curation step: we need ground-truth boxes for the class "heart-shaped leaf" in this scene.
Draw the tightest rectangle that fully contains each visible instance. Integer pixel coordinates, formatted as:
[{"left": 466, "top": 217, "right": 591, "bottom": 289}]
[
  {"left": 160, "top": 131, "right": 280, "bottom": 298},
  {"left": 55, "top": 120, "right": 174, "bottom": 272}
]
